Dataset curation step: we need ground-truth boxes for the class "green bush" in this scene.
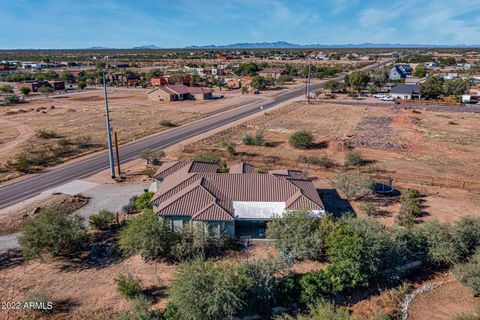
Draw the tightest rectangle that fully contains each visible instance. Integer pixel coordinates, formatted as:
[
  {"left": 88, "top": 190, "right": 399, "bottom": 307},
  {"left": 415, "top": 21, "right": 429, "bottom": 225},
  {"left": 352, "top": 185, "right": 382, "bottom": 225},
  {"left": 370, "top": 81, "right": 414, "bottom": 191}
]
[
  {"left": 241, "top": 130, "right": 265, "bottom": 146},
  {"left": 2, "top": 95, "right": 21, "bottom": 105},
  {"left": 160, "top": 119, "right": 176, "bottom": 127},
  {"left": 119, "top": 209, "right": 176, "bottom": 260},
  {"left": 142, "top": 166, "right": 157, "bottom": 178},
  {"left": 88, "top": 209, "right": 114, "bottom": 231},
  {"left": 219, "top": 139, "right": 237, "bottom": 155},
  {"left": 298, "top": 154, "right": 333, "bottom": 168},
  {"left": 35, "top": 129, "right": 59, "bottom": 139},
  {"left": 19, "top": 206, "right": 89, "bottom": 260},
  {"left": 396, "top": 189, "right": 422, "bottom": 227},
  {"left": 193, "top": 152, "right": 221, "bottom": 163},
  {"left": 135, "top": 192, "right": 154, "bottom": 210},
  {"left": 333, "top": 171, "right": 373, "bottom": 200},
  {"left": 344, "top": 150, "right": 366, "bottom": 167},
  {"left": 452, "top": 250, "right": 480, "bottom": 296},
  {"left": 115, "top": 273, "right": 143, "bottom": 299},
  {"left": 169, "top": 258, "right": 291, "bottom": 320},
  {"left": 267, "top": 211, "right": 334, "bottom": 260},
  {"left": 289, "top": 130, "right": 315, "bottom": 149},
  {"left": 422, "top": 221, "right": 461, "bottom": 265}
]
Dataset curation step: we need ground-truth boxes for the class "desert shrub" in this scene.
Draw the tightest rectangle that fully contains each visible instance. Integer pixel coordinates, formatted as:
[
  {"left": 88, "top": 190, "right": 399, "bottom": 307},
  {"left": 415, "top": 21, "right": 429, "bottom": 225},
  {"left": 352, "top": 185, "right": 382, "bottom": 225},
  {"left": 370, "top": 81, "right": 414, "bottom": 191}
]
[
  {"left": 35, "top": 129, "right": 59, "bottom": 139},
  {"left": 169, "top": 258, "right": 292, "bottom": 320},
  {"left": 119, "top": 209, "right": 177, "bottom": 260},
  {"left": 267, "top": 211, "right": 335, "bottom": 260},
  {"left": 275, "top": 300, "right": 351, "bottom": 320},
  {"left": 119, "top": 294, "right": 157, "bottom": 320},
  {"left": 396, "top": 189, "right": 422, "bottom": 227},
  {"left": 73, "top": 135, "right": 93, "bottom": 149},
  {"left": 24, "top": 291, "right": 53, "bottom": 314},
  {"left": 422, "top": 220, "right": 461, "bottom": 266},
  {"left": 452, "top": 217, "right": 480, "bottom": 258},
  {"left": 88, "top": 209, "right": 114, "bottom": 231},
  {"left": 2, "top": 95, "right": 21, "bottom": 105},
  {"left": 159, "top": 119, "right": 176, "bottom": 127},
  {"left": 193, "top": 152, "right": 220, "bottom": 163},
  {"left": 219, "top": 139, "right": 237, "bottom": 155},
  {"left": 452, "top": 250, "right": 480, "bottom": 296},
  {"left": 358, "top": 201, "right": 380, "bottom": 216},
  {"left": 289, "top": 130, "right": 314, "bottom": 149},
  {"left": 333, "top": 171, "right": 373, "bottom": 200},
  {"left": 19, "top": 206, "right": 89, "bottom": 260},
  {"left": 171, "top": 225, "right": 215, "bottom": 261},
  {"left": 115, "top": 273, "right": 143, "bottom": 299},
  {"left": 256, "top": 166, "right": 269, "bottom": 173},
  {"left": 142, "top": 166, "right": 156, "bottom": 178},
  {"left": 241, "top": 130, "right": 265, "bottom": 146},
  {"left": 298, "top": 154, "right": 333, "bottom": 168},
  {"left": 344, "top": 150, "right": 366, "bottom": 167},
  {"left": 135, "top": 192, "right": 154, "bottom": 210},
  {"left": 139, "top": 149, "right": 165, "bottom": 165},
  {"left": 452, "top": 310, "right": 480, "bottom": 320}
]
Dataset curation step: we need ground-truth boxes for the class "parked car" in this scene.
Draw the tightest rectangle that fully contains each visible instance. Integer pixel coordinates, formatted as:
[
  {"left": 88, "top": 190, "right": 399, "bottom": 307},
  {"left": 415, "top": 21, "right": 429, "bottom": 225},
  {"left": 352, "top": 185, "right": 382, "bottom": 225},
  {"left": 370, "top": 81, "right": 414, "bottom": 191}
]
[
  {"left": 373, "top": 93, "right": 385, "bottom": 98},
  {"left": 381, "top": 95, "right": 394, "bottom": 101}
]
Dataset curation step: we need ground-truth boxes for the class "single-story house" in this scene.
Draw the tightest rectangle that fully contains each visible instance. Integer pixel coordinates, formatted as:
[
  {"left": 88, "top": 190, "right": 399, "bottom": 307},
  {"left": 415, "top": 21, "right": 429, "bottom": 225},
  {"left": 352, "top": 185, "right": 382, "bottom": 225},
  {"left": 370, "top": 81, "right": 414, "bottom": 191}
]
[
  {"left": 150, "top": 161, "right": 325, "bottom": 238},
  {"left": 147, "top": 84, "right": 213, "bottom": 102},
  {"left": 258, "top": 67, "right": 285, "bottom": 78},
  {"left": 390, "top": 84, "right": 421, "bottom": 100},
  {"left": 16, "top": 80, "right": 65, "bottom": 92}
]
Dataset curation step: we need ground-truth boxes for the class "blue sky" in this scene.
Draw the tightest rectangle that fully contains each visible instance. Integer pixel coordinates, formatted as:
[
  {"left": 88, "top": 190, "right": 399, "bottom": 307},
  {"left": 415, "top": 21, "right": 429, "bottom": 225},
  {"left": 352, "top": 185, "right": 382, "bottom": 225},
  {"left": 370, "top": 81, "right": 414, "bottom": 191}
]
[{"left": 2, "top": 0, "right": 480, "bottom": 48}]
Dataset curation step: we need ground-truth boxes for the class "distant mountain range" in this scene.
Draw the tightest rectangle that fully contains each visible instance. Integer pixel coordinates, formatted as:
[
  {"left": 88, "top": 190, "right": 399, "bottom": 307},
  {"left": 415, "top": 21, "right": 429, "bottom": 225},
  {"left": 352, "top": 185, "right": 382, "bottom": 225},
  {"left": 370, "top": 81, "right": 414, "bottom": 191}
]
[{"left": 83, "top": 41, "right": 480, "bottom": 50}]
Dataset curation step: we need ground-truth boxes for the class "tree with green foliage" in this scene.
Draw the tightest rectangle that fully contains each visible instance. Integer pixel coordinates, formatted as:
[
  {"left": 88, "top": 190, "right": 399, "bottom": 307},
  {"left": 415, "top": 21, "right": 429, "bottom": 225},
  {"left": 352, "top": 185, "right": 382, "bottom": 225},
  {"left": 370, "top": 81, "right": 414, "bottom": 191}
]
[
  {"left": 77, "top": 81, "right": 87, "bottom": 90},
  {"left": 276, "top": 75, "right": 293, "bottom": 85},
  {"left": 452, "top": 249, "right": 480, "bottom": 297},
  {"left": 421, "top": 76, "right": 444, "bottom": 99},
  {"left": 119, "top": 209, "right": 176, "bottom": 260},
  {"left": 289, "top": 130, "right": 315, "bottom": 149},
  {"left": 323, "top": 80, "right": 342, "bottom": 93},
  {"left": 139, "top": 149, "right": 165, "bottom": 165},
  {"left": 251, "top": 76, "right": 275, "bottom": 90},
  {"left": 234, "top": 62, "right": 259, "bottom": 76},
  {"left": 19, "top": 206, "right": 89, "bottom": 259},
  {"left": 443, "top": 78, "right": 470, "bottom": 98},
  {"left": 267, "top": 211, "right": 335, "bottom": 260},
  {"left": 38, "top": 86, "right": 54, "bottom": 98},
  {"left": 333, "top": 171, "right": 373, "bottom": 200},
  {"left": 2, "top": 95, "right": 21, "bottom": 105},
  {"left": 414, "top": 66, "right": 427, "bottom": 78},
  {"left": 346, "top": 71, "right": 370, "bottom": 92}
]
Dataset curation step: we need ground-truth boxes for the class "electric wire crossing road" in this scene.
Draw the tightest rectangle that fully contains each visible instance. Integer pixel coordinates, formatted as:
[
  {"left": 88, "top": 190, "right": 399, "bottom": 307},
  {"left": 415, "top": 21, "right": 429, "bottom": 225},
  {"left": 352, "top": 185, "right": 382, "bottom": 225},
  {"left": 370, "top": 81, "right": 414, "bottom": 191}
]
[{"left": 0, "top": 60, "right": 393, "bottom": 209}]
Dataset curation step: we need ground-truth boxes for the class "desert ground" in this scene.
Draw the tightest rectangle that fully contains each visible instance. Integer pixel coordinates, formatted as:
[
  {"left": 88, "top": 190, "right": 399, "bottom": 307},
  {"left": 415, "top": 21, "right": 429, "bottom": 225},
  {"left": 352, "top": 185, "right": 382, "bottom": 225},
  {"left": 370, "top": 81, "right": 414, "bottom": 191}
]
[{"left": 175, "top": 101, "right": 480, "bottom": 225}]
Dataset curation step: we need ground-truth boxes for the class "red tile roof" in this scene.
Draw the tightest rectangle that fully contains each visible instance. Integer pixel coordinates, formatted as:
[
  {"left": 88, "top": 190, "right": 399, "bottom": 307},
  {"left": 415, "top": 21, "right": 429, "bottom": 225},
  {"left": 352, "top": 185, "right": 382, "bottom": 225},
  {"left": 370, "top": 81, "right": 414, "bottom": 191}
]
[{"left": 151, "top": 161, "right": 323, "bottom": 221}]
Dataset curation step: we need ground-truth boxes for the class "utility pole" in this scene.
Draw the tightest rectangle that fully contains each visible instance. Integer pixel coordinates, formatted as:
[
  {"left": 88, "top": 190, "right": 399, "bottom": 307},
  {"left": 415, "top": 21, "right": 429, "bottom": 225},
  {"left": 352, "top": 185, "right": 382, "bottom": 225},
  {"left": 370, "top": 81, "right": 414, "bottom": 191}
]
[
  {"left": 114, "top": 131, "right": 121, "bottom": 176},
  {"left": 307, "top": 57, "right": 311, "bottom": 104},
  {"left": 103, "top": 72, "right": 116, "bottom": 179}
]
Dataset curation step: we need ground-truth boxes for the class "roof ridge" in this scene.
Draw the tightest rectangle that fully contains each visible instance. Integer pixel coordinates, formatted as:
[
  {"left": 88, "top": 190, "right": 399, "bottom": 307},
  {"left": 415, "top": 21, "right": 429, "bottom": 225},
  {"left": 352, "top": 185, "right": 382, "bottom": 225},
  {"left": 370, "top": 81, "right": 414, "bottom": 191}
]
[{"left": 156, "top": 177, "right": 210, "bottom": 211}]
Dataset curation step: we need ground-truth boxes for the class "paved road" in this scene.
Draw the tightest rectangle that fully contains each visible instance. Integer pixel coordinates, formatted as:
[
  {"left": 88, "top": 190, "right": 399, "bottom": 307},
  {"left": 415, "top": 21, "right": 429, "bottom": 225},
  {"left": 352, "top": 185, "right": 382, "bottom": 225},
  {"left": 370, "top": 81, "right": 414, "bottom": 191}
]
[{"left": 0, "top": 60, "right": 393, "bottom": 209}]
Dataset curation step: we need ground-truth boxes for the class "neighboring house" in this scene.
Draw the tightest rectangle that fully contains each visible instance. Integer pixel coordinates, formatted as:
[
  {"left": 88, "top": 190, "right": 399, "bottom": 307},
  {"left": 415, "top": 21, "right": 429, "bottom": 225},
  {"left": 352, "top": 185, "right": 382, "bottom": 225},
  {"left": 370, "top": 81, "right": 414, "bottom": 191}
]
[
  {"left": 445, "top": 73, "right": 458, "bottom": 80},
  {"left": 258, "top": 67, "right": 285, "bottom": 78},
  {"left": 147, "top": 84, "right": 212, "bottom": 102},
  {"left": 17, "top": 80, "right": 65, "bottom": 92},
  {"left": 389, "top": 64, "right": 412, "bottom": 80},
  {"left": 150, "top": 161, "right": 325, "bottom": 238},
  {"left": 150, "top": 76, "right": 173, "bottom": 87},
  {"left": 425, "top": 61, "right": 439, "bottom": 68},
  {"left": 390, "top": 84, "right": 421, "bottom": 100}
]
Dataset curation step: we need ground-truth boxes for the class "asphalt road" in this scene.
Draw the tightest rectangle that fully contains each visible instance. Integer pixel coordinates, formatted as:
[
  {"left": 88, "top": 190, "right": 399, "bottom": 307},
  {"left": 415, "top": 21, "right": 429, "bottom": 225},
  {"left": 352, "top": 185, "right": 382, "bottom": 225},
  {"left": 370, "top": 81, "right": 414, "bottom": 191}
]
[{"left": 0, "top": 60, "right": 393, "bottom": 209}]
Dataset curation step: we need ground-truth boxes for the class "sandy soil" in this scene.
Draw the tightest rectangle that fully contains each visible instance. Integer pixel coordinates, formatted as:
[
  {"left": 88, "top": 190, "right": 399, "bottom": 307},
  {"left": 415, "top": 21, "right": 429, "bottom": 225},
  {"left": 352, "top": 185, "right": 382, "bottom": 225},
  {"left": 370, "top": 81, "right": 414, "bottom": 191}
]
[
  {"left": 408, "top": 279, "right": 480, "bottom": 320},
  {"left": 0, "top": 254, "right": 176, "bottom": 320},
  {"left": 0, "top": 89, "right": 261, "bottom": 164},
  {"left": 0, "top": 194, "right": 88, "bottom": 236},
  {"left": 176, "top": 102, "right": 480, "bottom": 225}
]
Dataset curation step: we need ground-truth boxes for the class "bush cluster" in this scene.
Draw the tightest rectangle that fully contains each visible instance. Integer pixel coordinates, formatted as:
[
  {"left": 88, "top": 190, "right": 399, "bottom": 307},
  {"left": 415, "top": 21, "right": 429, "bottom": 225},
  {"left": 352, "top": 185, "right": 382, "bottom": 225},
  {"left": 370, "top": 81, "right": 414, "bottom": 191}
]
[
  {"left": 88, "top": 210, "right": 115, "bottom": 231},
  {"left": 396, "top": 189, "right": 422, "bottom": 227},
  {"left": 241, "top": 130, "right": 266, "bottom": 146},
  {"left": 288, "top": 130, "right": 314, "bottom": 149},
  {"left": 193, "top": 152, "right": 221, "bottom": 164},
  {"left": 298, "top": 154, "right": 333, "bottom": 168},
  {"left": 119, "top": 210, "right": 236, "bottom": 262},
  {"left": 344, "top": 150, "right": 366, "bottom": 167}
]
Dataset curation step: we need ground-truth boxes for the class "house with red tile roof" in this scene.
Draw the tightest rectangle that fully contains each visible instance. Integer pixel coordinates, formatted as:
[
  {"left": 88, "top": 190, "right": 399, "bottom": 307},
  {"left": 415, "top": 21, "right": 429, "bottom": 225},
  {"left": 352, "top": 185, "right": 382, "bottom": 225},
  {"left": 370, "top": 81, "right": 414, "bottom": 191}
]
[
  {"left": 150, "top": 160, "right": 324, "bottom": 238},
  {"left": 147, "top": 84, "right": 213, "bottom": 102}
]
